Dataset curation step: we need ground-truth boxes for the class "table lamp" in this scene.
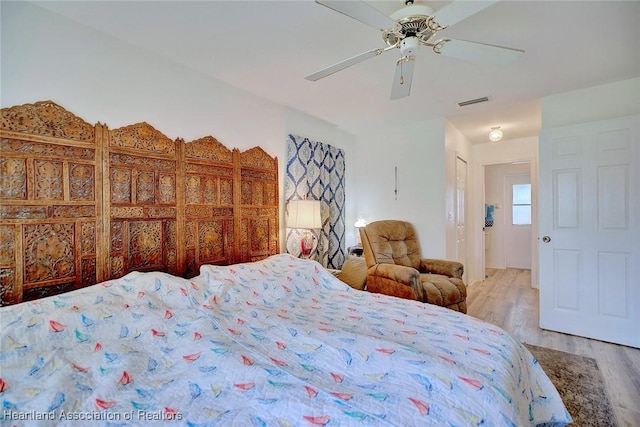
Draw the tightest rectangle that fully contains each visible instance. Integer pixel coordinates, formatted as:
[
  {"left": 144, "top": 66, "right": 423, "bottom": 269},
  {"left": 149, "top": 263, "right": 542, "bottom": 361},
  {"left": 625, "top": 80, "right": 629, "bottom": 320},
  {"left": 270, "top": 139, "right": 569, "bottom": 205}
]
[{"left": 286, "top": 199, "right": 322, "bottom": 258}]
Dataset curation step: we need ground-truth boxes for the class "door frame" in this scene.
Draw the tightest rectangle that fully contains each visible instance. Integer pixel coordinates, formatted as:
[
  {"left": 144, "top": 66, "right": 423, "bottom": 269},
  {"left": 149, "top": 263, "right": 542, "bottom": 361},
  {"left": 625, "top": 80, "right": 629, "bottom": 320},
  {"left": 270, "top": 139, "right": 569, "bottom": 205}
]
[
  {"left": 473, "top": 156, "right": 539, "bottom": 287},
  {"left": 455, "top": 155, "right": 468, "bottom": 281}
]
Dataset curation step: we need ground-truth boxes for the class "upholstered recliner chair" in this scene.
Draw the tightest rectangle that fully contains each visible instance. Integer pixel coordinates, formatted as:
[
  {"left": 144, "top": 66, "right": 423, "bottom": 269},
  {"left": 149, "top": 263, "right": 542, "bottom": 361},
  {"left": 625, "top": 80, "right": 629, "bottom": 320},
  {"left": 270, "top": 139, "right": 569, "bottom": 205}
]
[{"left": 360, "top": 220, "right": 467, "bottom": 313}]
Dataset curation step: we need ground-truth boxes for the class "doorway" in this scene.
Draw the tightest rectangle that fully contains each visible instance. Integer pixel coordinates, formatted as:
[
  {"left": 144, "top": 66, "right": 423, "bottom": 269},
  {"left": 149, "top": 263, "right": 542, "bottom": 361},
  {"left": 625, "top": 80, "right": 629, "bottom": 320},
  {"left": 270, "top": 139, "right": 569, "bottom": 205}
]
[{"left": 483, "top": 162, "right": 534, "bottom": 272}]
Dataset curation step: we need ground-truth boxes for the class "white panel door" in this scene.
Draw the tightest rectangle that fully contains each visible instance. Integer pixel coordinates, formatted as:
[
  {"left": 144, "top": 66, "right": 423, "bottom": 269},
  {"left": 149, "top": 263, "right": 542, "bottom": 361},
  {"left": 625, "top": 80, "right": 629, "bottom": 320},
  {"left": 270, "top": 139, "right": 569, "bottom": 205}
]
[{"left": 539, "top": 115, "right": 640, "bottom": 348}]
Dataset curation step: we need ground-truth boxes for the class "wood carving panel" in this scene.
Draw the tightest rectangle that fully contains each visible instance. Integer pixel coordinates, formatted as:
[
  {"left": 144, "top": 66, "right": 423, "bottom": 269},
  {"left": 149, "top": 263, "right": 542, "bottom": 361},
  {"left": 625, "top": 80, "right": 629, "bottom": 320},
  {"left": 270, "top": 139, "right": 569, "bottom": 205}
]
[
  {"left": 186, "top": 222, "right": 196, "bottom": 247},
  {"left": 110, "top": 122, "right": 175, "bottom": 156},
  {"left": 252, "top": 181, "right": 264, "bottom": 206},
  {"left": 159, "top": 173, "right": 176, "bottom": 204},
  {"left": 111, "top": 207, "right": 144, "bottom": 218},
  {"left": 185, "top": 249, "right": 196, "bottom": 278},
  {"left": 111, "top": 168, "right": 132, "bottom": 203},
  {"left": 111, "top": 256, "right": 124, "bottom": 279},
  {"left": 0, "top": 225, "right": 14, "bottom": 263},
  {"left": 186, "top": 136, "right": 233, "bottom": 163},
  {"left": 0, "top": 158, "right": 27, "bottom": 199},
  {"left": 186, "top": 163, "right": 233, "bottom": 177},
  {"left": 128, "top": 221, "right": 162, "bottom": 270},
  {"left": 249, "top": 218, "right": 270, "bottom": 253},
  {"left": 165, "top": 220, "right": 177, "bottom": 248},
  {"left": 147, "top": 207, "right": 176, "bottom": 218},
  {"left": 81, "top": 222, "right": 96, "bottom": 255},
  {"left": 82, "top": 258, "right": 96, "bottom": 287},
  {"left": 111, "top": 221, "right": 124, "bottom": 253},
  {"left": 264, "top": 181, "right": 277, "bottom": 206},
  {"left": 186, "top": 175, "right": 201, "bottom": 204},
  {"left": 69, "top": 163, "right": 95, "bottom": 201},
  {"left": 52, "top": 206, "right": 95, "bottom": 218},
  {"left": 136, "top": 170, "right": 155, "bottom": 203},
  {"left": 236, "top": 147, "right": 279, "bottom": 264},
  {"left": 241, "top": 180, "right": 252, "bottom": 205},
  {"left": 0, "top": 206, "right": 48, "bottom": 220},
  {"left": 23, "top": 223, "right": 75, "bottom": 283},
  {"left": 203, "top": 177, "right": 217, "bottom": 204},
  {"left": 1, "top": 101, "right": 99, "bottom": 304},
  {"left": 240, "top": 146, "right": 277, "bottom": 170},
  {"left": 198, "top": 220, "right": 225, "bottom": 262},
  {"left": 1, "top": 101, "right": 279, "bottom": 304},
  {"left": 1, "top": 138, "right": 95, "bottom": 160},
  {"left": 23, "top": 282, "right": 76, "bottom": 302},
  {"left": 221, "top": 179, "right": 233, "bottom": 205},
  {"left": 0, "top": 100, "right": 94, "bottom": 142},
  {"left": 165, "top": 220, "right": 177, "bottom": 275},
  {"left": 0, "top": 268, "right": 16, "bottom": 306},
  {"left": 35, "top": 160, "right": 63, "bottom": 200},
  {"left": 167, "top": 249, "right": 177, "bottom": 273},
  {"left": 110, "top": 152, "right": 175, "bottom": 171}
]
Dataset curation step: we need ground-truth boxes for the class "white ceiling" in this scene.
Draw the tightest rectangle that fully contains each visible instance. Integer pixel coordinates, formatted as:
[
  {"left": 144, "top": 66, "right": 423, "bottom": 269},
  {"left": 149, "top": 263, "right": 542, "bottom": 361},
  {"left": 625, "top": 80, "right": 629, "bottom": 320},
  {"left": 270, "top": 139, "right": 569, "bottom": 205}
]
[{"left": 34, "top": 0, "right": 640, "bottom": 144}]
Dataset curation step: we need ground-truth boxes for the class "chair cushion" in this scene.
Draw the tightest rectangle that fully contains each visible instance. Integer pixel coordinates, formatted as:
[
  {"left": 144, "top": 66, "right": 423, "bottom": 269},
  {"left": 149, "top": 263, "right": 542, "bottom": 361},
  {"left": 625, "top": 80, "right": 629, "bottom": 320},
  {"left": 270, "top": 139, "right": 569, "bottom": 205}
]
[
  {"left": 361, "top": 220, "right": 421, "bottom": 269},
  {"left": 419, "top": 273, "right": 467, "bottom": 307},
  {"left": 337, "top": 256, "right": 367, "bottom": 290}
]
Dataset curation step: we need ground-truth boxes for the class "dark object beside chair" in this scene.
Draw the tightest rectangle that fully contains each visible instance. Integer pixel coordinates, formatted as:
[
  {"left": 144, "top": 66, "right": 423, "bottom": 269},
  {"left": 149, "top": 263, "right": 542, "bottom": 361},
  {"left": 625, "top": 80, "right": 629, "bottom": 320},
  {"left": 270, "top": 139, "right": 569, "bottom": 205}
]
[{"left": 359, "top": 220, "right": 467, "bottom": 313}]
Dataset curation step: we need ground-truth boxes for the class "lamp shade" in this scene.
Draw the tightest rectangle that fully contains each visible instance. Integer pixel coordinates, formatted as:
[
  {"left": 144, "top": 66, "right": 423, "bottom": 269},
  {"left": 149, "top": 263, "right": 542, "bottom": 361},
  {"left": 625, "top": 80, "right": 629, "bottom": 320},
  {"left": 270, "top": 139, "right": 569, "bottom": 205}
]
[
  {"left": 354, "top": 217, "right": 368, "bottom": 228},
  {"left": 286, "top": 200, "right": 322, "bottom": 229}
]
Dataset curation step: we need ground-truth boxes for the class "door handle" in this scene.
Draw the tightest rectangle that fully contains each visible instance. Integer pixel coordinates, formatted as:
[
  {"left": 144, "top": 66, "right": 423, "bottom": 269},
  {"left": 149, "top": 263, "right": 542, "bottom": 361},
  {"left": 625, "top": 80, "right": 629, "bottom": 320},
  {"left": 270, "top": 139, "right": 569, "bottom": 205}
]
[{"left": 542, "top": 236, "right": 551, "bottom": 243}]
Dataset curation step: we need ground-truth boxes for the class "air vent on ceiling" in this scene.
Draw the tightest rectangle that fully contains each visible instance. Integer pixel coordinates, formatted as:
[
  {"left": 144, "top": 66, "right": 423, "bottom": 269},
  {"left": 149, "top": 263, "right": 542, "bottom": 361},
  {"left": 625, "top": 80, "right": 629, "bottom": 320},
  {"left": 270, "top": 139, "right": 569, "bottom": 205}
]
[{"left": 457, "top": 96, "right": 490, "bottom": 107}]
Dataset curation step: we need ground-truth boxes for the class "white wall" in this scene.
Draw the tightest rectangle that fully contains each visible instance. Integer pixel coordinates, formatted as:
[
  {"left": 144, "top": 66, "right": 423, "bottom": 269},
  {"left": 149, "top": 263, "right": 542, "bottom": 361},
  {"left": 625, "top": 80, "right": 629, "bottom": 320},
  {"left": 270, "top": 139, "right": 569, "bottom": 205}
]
[
  {"left": 1, "top": 1, "right": 356, "bottom": 256},
  {"left": 353, "top": 119, "right": 448, "bottom": 259},
  {"left": 470, "top": 136, "right": 539, "bottom": 286},
  {"left": 542, "top": 77, "right": 640, "bottom": 128},
  {"left": 484, "top": 162, "right": 531, "bottom": 269}
]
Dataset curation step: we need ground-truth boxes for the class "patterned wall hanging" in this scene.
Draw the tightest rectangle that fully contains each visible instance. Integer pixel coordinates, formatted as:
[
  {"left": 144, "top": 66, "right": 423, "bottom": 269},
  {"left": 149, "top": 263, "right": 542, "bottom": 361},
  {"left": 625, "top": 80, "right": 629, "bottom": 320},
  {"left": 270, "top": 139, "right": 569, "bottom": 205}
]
[{"left": 285, "top": 134, "right": 345, "bottom": 269}]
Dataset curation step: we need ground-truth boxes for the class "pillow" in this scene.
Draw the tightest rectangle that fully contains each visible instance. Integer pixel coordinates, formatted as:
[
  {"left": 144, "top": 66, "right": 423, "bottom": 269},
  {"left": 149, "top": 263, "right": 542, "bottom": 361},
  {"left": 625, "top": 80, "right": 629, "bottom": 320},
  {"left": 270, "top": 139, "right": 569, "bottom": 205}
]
[{"left": 338, "top": 256, "right": 367, "bottom": 291}]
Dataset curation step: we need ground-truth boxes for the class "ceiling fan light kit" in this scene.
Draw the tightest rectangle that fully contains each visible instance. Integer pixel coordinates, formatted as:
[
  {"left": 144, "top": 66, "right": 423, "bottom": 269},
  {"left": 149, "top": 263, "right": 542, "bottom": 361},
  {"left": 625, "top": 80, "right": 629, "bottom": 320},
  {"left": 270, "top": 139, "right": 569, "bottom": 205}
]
[{"left": 306, "top": 0, "right": 524, "bottom": 100}]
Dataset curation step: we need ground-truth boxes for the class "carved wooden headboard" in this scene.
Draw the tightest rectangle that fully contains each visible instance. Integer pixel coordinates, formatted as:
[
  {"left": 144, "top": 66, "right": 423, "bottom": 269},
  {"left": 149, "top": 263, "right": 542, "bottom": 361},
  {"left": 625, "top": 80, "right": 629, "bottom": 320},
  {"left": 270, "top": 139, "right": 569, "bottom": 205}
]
[{"left": 0, "top": 101, "right": 279, "bottom": 305}]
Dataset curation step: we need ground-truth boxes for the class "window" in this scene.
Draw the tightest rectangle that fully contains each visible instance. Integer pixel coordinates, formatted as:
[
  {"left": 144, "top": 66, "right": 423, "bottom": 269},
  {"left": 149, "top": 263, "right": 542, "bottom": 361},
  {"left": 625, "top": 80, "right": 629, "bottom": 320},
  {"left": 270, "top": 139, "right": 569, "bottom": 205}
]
[{"left": 512, "top": 184, "right": 531, "bottom": 225}]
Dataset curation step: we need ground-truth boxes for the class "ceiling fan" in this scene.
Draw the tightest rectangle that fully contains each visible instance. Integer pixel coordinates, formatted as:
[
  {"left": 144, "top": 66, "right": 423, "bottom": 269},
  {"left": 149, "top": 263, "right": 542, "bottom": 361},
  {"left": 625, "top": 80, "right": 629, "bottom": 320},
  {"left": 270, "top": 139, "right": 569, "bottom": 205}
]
[{"left": 305, "top": 0, "right": 524, "bottom": 99}]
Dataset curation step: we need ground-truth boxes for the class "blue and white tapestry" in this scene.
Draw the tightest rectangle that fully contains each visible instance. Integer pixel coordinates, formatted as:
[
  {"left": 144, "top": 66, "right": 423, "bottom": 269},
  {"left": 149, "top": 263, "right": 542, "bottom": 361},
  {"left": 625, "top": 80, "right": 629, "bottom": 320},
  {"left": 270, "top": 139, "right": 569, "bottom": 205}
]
[{"left": 285, "top": 134, "right": 345, "bottom": 269}]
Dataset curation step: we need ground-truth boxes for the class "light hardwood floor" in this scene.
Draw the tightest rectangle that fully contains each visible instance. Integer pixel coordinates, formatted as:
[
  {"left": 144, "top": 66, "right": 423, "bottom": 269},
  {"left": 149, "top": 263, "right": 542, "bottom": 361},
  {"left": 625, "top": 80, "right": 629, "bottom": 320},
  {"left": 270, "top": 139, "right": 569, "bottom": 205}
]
[{"left": 467, "top": 268, "right": 640, "bottom": 427}]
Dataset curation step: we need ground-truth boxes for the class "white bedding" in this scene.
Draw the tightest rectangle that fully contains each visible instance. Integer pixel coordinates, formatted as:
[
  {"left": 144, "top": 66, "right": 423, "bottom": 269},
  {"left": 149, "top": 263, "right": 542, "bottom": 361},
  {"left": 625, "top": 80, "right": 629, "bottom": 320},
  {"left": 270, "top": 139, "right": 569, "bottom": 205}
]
[{"left": 0, "top": 254, "right": 571, "bottom": 426}]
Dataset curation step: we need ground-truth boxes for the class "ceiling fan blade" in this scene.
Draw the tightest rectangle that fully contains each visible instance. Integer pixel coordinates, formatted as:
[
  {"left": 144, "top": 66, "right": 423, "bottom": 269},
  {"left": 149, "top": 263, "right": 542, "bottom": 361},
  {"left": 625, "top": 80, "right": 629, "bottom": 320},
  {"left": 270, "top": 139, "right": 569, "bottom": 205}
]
[
  {"left": 305, "top": 47, "right": 390, "bottom": 81},
  {"left": 436, "top": 39, "right": 524, "bottom": 66},
  {"left": 434, "top": 0, "right": 498, "bottom": 27},
  {"left": 390, "top": 56, "right": 415, "bottom": 100},
  {"left": 315, "top": 0, "right": 397, "bottom": 31}
]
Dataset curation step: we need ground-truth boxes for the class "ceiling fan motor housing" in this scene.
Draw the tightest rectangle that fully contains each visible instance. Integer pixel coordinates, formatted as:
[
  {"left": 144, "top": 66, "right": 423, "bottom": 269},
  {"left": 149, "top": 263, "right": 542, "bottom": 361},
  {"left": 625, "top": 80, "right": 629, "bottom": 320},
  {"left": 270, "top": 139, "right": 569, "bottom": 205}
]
[
  {"left": 400, "top": 37, "right": 419, "bottom": 55},
  {"left": 384, "top": 4, "right": 438, "bottom": 51}
]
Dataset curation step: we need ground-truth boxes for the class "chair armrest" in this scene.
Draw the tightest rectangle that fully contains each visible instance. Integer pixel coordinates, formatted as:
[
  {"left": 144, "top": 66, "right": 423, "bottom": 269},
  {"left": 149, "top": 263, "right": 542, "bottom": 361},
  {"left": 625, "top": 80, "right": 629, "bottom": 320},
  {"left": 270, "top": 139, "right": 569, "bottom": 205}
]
[
  {"left": 420, "top": 259, "right": 464, "bottom": 279},
  {"left": 325, "top": 268, "right": 341, "bottom": 277},
  {"left": 366, "top": 264, "right": 423, "bottom": 300}
]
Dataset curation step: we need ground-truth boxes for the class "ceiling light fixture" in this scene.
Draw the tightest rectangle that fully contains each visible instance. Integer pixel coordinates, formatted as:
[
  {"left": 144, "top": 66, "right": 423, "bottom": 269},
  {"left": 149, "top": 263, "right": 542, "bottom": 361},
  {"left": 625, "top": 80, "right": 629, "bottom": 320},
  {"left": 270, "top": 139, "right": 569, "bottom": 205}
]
[{"left": 489, "top": 126, "right": 503, "bottom": 142}]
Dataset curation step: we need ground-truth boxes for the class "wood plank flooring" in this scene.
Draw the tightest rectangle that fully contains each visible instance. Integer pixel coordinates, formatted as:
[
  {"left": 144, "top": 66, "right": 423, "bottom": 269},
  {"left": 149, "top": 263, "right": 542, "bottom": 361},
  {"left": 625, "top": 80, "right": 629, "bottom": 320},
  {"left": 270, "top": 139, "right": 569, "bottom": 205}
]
[{"left": 467, "top": 268, "right": 640, "bottom": 427}]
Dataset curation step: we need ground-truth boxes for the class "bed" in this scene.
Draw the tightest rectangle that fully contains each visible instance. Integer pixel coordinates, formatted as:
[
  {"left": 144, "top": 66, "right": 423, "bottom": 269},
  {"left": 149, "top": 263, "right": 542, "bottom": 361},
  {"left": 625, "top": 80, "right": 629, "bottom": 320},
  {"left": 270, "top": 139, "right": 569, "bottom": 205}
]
[{"left": 0, "top": 254, "right": 571, "bottom": 426}]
